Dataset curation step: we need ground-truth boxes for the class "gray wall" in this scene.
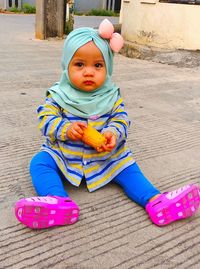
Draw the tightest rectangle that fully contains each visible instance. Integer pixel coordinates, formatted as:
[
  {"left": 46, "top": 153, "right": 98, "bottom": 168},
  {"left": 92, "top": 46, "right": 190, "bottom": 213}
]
[
  {"left": 74, "top": 0, "right": 103, "bottom": 12},
  {"left": 23, "top": 0, "right": 35, "bottom": 5},
  {"left": 0, "top": 0, "right": 106, "bottom": 12},
  {"left": 0, "top": 0, "right": 36, "bottom": 9},
  {"left": 0, "top": 0, "right": 5, "bottom": 9}
]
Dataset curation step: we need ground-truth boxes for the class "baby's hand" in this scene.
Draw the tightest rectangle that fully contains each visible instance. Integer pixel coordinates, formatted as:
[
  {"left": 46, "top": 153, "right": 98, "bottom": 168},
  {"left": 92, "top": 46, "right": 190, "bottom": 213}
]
[
  {"left": 97, "top": 131, "right": 117, "bottom": 152},
  {"left": 67, "top": 122, "right": 87, "bottom": 141}
]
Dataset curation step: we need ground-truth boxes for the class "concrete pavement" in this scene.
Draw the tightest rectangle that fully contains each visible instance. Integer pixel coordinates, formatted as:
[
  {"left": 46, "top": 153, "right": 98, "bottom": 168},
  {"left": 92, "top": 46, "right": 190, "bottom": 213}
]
[{"left": 0, "top": 14, "right": 200, "bottom": 269}]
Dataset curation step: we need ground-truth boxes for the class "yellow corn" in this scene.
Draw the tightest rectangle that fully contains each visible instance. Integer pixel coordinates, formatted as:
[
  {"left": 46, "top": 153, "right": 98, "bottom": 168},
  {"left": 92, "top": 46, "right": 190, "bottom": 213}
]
[{"left": 82, "top": 124, "right": 106, "bottom": 150}]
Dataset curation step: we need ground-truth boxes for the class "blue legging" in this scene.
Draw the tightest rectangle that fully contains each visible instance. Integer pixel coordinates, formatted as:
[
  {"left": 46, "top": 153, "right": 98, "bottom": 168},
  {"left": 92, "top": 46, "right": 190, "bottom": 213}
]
[{"left": 30, "top": 151, "right": 160, "bottom": 207}]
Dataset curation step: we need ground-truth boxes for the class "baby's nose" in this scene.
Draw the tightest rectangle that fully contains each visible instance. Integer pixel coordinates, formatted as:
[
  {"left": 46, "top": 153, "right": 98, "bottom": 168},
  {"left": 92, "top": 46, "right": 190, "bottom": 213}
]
[{"left": 83, "top": 67, "right": 94, "bottom": 76}]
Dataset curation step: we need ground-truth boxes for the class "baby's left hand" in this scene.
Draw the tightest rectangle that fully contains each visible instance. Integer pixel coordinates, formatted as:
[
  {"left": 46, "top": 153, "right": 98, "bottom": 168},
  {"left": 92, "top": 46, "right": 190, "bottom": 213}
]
[{"left": 97, "top": 131, "right": 117, "bottom": 152}]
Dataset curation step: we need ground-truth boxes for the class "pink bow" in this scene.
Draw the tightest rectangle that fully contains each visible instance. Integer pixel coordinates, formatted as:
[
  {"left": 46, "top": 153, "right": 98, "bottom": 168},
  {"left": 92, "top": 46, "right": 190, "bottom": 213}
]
[{"left": 98, "top": 19, "right": 124, "bottom": 53}]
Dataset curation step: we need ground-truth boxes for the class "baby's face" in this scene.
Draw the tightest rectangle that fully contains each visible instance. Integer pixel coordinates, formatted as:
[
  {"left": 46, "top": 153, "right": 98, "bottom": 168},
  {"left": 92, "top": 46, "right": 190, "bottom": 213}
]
[{"left": 68, "top": 41, "right": 107, "bottom": 92}]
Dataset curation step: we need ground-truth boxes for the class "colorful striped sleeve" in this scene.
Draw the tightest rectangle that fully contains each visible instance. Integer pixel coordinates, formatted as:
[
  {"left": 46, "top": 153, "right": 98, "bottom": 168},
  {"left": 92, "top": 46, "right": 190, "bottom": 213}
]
[
  {"left": 101, "top": 97, "right": 130, "bottom": 143},
  {"left": 37, "top": 95, "right": 71, "bottom": 142}
]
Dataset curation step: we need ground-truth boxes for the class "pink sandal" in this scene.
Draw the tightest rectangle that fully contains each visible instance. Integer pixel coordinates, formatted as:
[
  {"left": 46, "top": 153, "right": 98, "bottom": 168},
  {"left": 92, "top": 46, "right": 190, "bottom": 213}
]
[
  {"left": 15, "top": 196, "right": 80, "bottom": 229},
  {"left": 146, "top": 184, "right": 200, "bottom": 226}
]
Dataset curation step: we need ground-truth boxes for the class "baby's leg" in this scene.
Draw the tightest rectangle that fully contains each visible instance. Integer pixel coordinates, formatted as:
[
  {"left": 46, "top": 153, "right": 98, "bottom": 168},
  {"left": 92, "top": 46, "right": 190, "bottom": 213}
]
[
  {"left": 30, "top": 151, "right": 68, "bottom": 197},
  {"left": 113, "top": 163, "right": 200, "bottom": 226},
  {"left": 14, "top": 151, "right": 79, "bottom": 229},
  {"left": 113, "top": 162, "right": 160, "bottom": 207}
]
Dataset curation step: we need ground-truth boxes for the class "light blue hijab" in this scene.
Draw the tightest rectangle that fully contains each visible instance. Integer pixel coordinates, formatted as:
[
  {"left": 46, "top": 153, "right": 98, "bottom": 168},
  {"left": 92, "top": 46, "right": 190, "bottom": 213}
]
[{"left": 48, "top": 27, "right": 119, "bottom": 118}]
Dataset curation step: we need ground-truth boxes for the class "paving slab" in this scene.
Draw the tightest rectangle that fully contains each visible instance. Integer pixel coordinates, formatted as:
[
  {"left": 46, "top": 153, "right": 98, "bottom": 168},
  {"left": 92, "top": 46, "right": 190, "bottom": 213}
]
[{"left": 0, "top": 14, "right": 200, "bottom": 269}]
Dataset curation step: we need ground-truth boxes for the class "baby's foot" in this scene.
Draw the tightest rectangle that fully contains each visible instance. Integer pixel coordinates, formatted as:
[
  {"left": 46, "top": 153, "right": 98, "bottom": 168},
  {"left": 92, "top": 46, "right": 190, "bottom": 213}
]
[
  {"left": 15, "top": 196, "right": 79, "bottom": 229},
  {"left": 146, "top": 184, "right": 200, "bottom": 226}
]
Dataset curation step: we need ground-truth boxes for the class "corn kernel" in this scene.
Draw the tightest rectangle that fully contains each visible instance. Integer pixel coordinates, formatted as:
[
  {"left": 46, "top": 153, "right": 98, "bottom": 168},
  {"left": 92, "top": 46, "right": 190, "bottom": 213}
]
[{"left": 82, "top": 124, "right": 106, "bottom": 150}]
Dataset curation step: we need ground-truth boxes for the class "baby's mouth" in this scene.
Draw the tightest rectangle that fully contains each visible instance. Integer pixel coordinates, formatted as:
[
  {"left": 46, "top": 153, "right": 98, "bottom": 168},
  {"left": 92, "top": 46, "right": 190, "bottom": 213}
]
[{"left": 84, "top": 80, "right": 94, "bottom": 85}]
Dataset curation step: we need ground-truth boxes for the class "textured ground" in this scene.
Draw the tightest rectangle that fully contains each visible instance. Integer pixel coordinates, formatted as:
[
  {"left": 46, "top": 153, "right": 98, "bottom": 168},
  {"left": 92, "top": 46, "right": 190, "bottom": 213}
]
[{"left": 0, "top": 14, "right": 200, "bottom": 269}]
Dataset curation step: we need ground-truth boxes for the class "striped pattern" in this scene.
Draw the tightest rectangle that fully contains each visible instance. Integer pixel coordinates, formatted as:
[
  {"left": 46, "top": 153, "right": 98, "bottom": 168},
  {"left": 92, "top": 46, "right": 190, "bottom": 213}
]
[{"left": 37, "top": 95, "right": 135, "bottom": 191}]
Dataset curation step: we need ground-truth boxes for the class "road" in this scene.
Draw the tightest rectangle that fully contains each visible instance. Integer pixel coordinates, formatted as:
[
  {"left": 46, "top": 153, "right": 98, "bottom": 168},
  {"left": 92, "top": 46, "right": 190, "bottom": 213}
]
[{"left": 0, "top": 13, "right": 200, "bottom": 269}]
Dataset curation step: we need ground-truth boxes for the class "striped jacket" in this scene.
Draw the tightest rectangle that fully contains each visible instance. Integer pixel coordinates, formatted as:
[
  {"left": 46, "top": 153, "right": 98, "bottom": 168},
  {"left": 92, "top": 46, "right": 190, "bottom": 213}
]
[{"left": 37, "top": 94, "right": 135, "bottom": 192}]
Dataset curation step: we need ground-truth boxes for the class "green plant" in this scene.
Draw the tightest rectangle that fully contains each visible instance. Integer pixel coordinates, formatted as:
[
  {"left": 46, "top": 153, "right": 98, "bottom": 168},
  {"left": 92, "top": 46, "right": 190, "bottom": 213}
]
[
  {"left": 74, "top": 11, "right": 85, "bottom": 16},
  {"left": 22, "top": 3, "right": 36, "bottom": 14},
  {"left": 87, "top": 9, "right": 119, "bottom": 17},
  {"left": 8, "top": 3, "right": 35, "bottom": 14},
  {"left": 65, "top": 15, "right": 74, "bottom": 35},
  {"left": 9, "top": 6, "right": 21, "bottom": 13}
]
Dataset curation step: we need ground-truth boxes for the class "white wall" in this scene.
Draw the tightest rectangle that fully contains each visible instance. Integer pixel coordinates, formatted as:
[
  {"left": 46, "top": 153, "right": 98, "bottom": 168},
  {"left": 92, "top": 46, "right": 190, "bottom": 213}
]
[{"left": 121, "top": 0, "right": 200, "bottom": 50}]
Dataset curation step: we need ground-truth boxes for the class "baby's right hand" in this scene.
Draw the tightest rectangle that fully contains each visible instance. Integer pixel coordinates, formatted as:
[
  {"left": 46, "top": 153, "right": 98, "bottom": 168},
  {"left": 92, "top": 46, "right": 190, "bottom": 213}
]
[{"left": 66, "top": 122, "right": 87, "bottom": 141}]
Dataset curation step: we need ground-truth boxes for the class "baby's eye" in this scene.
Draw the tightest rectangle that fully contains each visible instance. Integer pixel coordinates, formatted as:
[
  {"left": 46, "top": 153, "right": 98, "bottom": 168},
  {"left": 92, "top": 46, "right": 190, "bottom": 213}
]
[
  {"left": 95, "top": 63, "right": 103, "bottom": 68},
  {"left": 75, "top": 62, "right": 84, "bottom": 67}
]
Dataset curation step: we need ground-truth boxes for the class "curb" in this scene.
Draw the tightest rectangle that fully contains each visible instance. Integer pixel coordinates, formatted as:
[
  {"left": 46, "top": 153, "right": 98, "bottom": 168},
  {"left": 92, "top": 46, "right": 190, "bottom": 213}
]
[{"left": 120, "top": 41, "right": 200, "bottom": 68}]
